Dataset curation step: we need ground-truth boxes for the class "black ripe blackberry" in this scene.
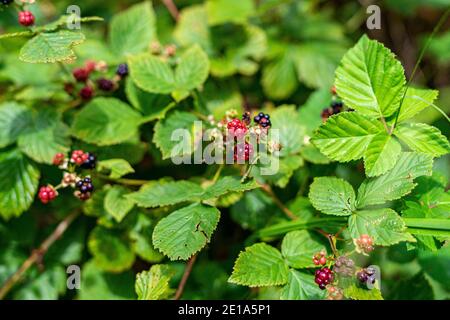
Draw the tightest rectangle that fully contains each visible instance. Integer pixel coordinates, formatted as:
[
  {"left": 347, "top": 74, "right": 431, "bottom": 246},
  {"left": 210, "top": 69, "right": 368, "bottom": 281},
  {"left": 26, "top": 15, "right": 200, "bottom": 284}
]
[
  {"left": 254, "top": 112, "right": 271, "bottom": 128},
  {"left": 331, "top": 100, "right": 343, "bottom": 114},
  {"left": 81, "top": 153, "right": 97, "bottom": 169},
  {"left": 242, "top": 112, "right": 251, "bottom": 125},
  {"left": 357, "top": 267, "right": 377, "bottom": 284},
  {"left": 97, "top": 78, "right": 115, "bottom": 92},
  {"left": 76, "top": 177, "right": 94, "bottom": 194}
]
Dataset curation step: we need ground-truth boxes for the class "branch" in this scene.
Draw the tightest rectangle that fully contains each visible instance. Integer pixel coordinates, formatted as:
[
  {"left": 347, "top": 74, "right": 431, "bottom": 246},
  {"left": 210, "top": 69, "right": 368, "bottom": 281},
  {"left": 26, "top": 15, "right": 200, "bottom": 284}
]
[
  {"left": 260, "top": 184, "right": 297, "bottom": 220},
  {"left": 162, "top": 0, "right": 179, "bottom": 22},
  {"left": 0, "top": 211, "right": 80, "bottom": 300},
  {"left": 174, "top": 254, "right": 198, "bottom": 300}
]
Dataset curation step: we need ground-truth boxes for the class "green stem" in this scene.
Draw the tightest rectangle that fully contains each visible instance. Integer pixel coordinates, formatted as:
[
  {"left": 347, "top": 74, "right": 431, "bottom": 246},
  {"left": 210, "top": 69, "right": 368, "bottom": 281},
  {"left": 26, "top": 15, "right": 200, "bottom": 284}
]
[
  {"left": 403, "top": 218, "right": 450, "bottom": 231},
  {"left": 212, "top": 164, "right": 224, "bottom": 183},
  {"left": 406, "top": 96, "right": 450, "bottom": 124},
  {"left": 391, "top": 8, "right": 450, "bottom": 131},
  {"left": 97, "top": 174, "right": 150, "bottom": 186}
]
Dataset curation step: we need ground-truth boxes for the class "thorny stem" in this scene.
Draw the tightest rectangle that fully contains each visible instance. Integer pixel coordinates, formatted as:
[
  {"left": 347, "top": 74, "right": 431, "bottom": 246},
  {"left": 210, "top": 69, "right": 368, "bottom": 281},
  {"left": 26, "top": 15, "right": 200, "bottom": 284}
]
[
  {"left": 391, "top": 8, "right": 450, "bottom": 132},
  {"left": 0, "top": 211, "right": 80, "bottom": 300},
  {"left": 174, "top": 253, "right": 198, "bottom": 300},
  {"left": 260, "top": 184, "right": 297, "bottom": 220},
  {"left": 162, "top": 0, "right": 179, "bottom": 22}
]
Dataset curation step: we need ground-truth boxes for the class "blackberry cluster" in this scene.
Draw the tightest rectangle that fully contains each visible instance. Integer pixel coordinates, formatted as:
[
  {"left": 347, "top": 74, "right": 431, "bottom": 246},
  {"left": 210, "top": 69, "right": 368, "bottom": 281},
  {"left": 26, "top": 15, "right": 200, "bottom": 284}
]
[
  {"left": 333, "top": 256, "right": 355, "bottom": 277},
  {"left": 81, "top": 153, "right": 97, "bottom": 169},
  {"left": 315, "top": 267, "right": 333, "bottom": 290},
  {"left": 254, "top": 112, "right": 271, "bottom": 128},
  {"left": 116, "top": 63, "right": 129, "bottom": 77},
  {"left": 357, "top": 267, "right": 377, "bottom": 285}
]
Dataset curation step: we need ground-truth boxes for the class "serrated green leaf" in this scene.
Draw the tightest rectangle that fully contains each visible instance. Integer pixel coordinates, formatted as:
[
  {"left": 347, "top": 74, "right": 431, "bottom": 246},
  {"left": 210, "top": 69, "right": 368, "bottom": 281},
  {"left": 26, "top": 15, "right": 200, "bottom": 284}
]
[
  {"left": 104, "top": 186, "right": 134, "bottom": 223},
  {"left": 0, "top": 102, "right": 32, "bottom": 148},
  {"left": 0, "top": 149, "right": 40, "bottom": 220},
  {"left": 357, "top": 152, "right": 433, "bottom": 208},
  {"left": 262, "top": 50, "right": 297, "bottom": 100},
  {"left": 135, "top": 265, "right": 174, "bottom": 300},
  {"left": 344, "top": 284, "right": 383, "bottom": 300},
  {"left": 309, "top": 177, "right": 356, "bottom": 216},
  {"left": 88, "top": 226, "right": 135, "bottom": 272},
  {"left": 397, "top": 88, "right": 439, "bottom": 122},
  {"left": 152, "top": 203, "right": 220, "bottom": 260},
  {"left": 109, "top": 2, "right": 156, "bottom": 58},
  {"left": 97, "top": 159, "right": 135, "bottom": 179},
  {"left": 129, "top": 213, "right": 164, "bottom": 263},
  {"left": 206, "top": 0, "right": 255, "bottom": 25},
  {"left": 201, "top": 176, "right": 260, "bottom": 200},
  {"left": 280, "top": 270, "right": 326, "bottom": 300},
  {"left": 175, "top": 45, "right": 210, "bottom": 95},
  {"left": 349, "top": 208, "right": 415, "bottom": 246},
  {"left": 174, "top": 5, "right": 212, "bottom": 52},
  {"left": 228, "top": 243, "right": 289, "bottom": 287},
  {"left": 300, "top": 145, "right": 330, "bottom": 165},
  {"left": 311, "top": 112, "right": 383, "bottom": 162},
  {"left": 271, "top": 105, "right": 306, "bottom": 156},
  {"left": 394, "top": 123, "right": 450, "bottom": 157},
  {"left": 153, "top": 111, "right": 199, "bottom": 159},
  {"left": 71, "top": 98, "right": 143, "bottom": 146},
  {"left": 127, "top": 180, "right": 204, "bottom": 208},
  {"left": 19, "top": 31, "right": 85, "bottom": 63},
  {"left": 125, "top": 77, "right": 174, "bottom": 121},
  {"left": 335, "top": 35, "right": 406, "bottom": 117},
  {"left": 363, "top": 132, "right": 401, "bottom": 177},
  {"left": 18, "top": 109, "right": 70, "bottom": 164},
  {"left": 281, "top": 230, "right": 326, "bottom": 268}
]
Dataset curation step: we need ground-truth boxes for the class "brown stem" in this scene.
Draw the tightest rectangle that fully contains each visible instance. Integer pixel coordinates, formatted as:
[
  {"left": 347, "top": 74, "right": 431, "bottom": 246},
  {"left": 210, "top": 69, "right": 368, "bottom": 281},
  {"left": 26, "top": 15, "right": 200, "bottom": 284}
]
[
  {"left": 174, "top": 254, "right": 198, "bottom": 300},
  {"left": 0, "top": 211, "right": 80, "bottom": 300},
  {"left": 162, "top": 0, "right": 179, "bottom": 21},
  {"left": 261, "top": 184, "right": 297, "bottom": 220}
]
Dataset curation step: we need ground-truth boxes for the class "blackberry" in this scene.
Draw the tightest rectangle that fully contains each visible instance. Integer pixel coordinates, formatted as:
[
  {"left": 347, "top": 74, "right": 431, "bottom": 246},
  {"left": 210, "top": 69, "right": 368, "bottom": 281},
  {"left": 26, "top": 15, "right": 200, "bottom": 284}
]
[
  {"left": 321, "top": 108, "right": 333, "bottom": 122},
  {"left": 97, "top": 78, "right": 115, "bottom": 92},
  {"left": 116, "top": 63, "right": 129, "bottom": 77},
  {"left": 314, "top": 267, "right": 333, "bottom": 290},
  {"left": 227, "top": 119, "right": 248, "bottom": 138},
  {"left": 333, "top": 256, "right": 355, "bottom": 277},
  {"left": 52, "top": 153, "right": 65, "bottom": 166},
  {"left": 71, "top": 150, "right": 89, "bottom": 165},
  {"left": 72, "top": 68, "right": 90, "bottom": 83},
  {"left": 242, "top": 112, "right": 251, "bottom": 125},
  {"left": 331, "top": 101, "right": 343, "bottom": 114},
  {"left": 81, "top": 153, "right": 97, "bottom": 169},
  {"left": 19, "top": 11, "right": 35, "bottom": 27},
  {"left": 312, "top": 251, "right": 327, "bottom": 266},
  {"left": 254, "top": 112, "right": 271, "bottom": 128},
  {"left": 76, "top": 177, "right": 94, "bottom": 194},
  {"left": 234, "top": 143, "right": 253, "bottom": 162},
  {"left": 79, "top": 86, "right": 94, "bottom": 100},
  {"left": 38, "top": 186, "right": 58, "bottom": 204},
  {"left": 357, "top": 267, "right": 377, "bottom": 285},
  {"left": 354, "top": 234, "right": 374, "bottom": 255}
]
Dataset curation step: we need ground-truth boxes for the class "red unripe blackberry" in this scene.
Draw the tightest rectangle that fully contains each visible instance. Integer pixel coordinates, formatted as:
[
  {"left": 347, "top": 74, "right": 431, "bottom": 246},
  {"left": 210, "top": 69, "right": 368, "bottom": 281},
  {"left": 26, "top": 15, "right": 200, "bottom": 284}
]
[
  {"left": 52, "top": 153, "right": 65, "bottom": 166},
  {"left": 38, "top": 186, "right": 58, "bottom": 204},
  {"left": 71, "top": 150, "right": 89, "bottom": 165},
  {"left": 79, "top": 86, "right": 94, "bottom": 100},
  {"left": 312, "top": 251, "right": 327, "bottom": 266},
  {"left": 314, "top": 267, "right": 333, "bottom": 290},
  {"left": 72, "top": 68, "right": 90, "bottom": 82},
  {"left": 234, "top": 143, "right": 253, "bottom": 162},
  {"left": 19, "top": 11, "right": 35, "bottom": 27},
  {"left": 227, "top": 119, "right": 248, "bottom": 138}
]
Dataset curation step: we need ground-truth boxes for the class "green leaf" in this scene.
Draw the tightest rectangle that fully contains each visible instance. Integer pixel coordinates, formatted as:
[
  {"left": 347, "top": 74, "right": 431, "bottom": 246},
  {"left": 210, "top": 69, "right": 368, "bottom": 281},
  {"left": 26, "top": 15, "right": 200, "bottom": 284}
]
[
  {"left": 206, "top": 0, "right": 255, "bottom": 25},
  {"left": 174, "top": 5, "right": 211, "bottom": 52},
  {"left": 78, "top": 260, "right": 135, "bottom": 300},
  {"left": 129, "top": 213, "right": 164, "bottom": 263},
  {"left": 0, "top": 149, "right": 40, "bottom": 220},
  {"left": 349, "top": 209, "right": 415, "bottom": 246},
  {"left": 280, "top": 270, "right": 326, "bottom": 300},
  {"left": 19, "top": 31, "right": 85, "bottom": 63},
  {"left": 394, "top": 123, "right": 450, "bottom": 157},
  {"left": 228, "top": 243, "right": 289, "bottom": 287},
  {"left": 127, "top": 180, "right": 204, "bottom": 208},
  {"left": 271, "top": 105, "right": 306, "bottom": 156},
  {"left": 0, "top": 102, "right": 32, "bottom": 148},
  {"left": 153, "top": 111, "right": 199, "bottom": 160},
  {"left": 71, "top": 98, "right": 143, "bottom": 146},
  {"left": 300, "top": 145, "right": 330, "bottom": 165},
  {"left": 97, "top": 159, "right": 135, "bottom": 179},
  {"left": 104, "top": 186, "right": 134, "bottom": 223},
  {"left": 201, "top": 176, "right": 260, "bottom": 200},
  {"left": 396, "top": 88, "right": 439, "bottom": 122},
  {"left": 335, "top": 35, "right": 406, "bottom": 117},
  {"left": 109, "top": 1, "right": 156, "bottom": 58},
  {"left": 129, "top": 45, "right": 209, "bottom": 100},
  {"left": 363, "top": 132, "right": 401, "bottom": 177},
  {"left": 311, "top": 112, "right": 383, "bottom": 162},
  {"left": 262, "top": 50, "right": 297, "bottom": 100},
  {"left": 309, "top": 177, "right": 356, "bottom": 216},
  {"left": 389, "top": 272, "right": 434, "bottom": 300},
  {"left": 135, "top": 265, "right": 174, "bottom": 300},
  {"left": 344, "top": 284, "right": 383, "bottom": 300},
  {"left": 87, "top": 226, "right": 135, "bottom": 272},
  {"left": 152, "top": 203, "right": 220, "bottom": 260},
  {"left": 125, "top": 77, "right": 174, "bottom": 121},
  {"left": 281, "top": 230, "right": 326, "bottom": 268},
  {"left": 18, "top": 109, "right": 71, "bottom": 164},
  {"left": 357, "top": 152, "right": 433, "bottom": 207}
]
